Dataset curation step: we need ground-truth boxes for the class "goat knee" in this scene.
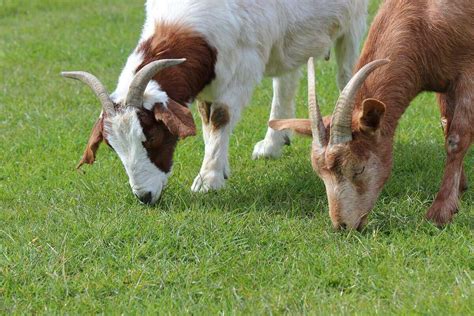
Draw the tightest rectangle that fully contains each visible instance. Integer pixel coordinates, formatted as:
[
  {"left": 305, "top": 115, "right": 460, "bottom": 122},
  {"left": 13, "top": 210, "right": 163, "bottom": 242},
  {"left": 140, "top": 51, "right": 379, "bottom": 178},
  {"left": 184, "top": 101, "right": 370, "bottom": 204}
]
[{"left": 446, "top": 133, "right": 461, "bottom": 154}]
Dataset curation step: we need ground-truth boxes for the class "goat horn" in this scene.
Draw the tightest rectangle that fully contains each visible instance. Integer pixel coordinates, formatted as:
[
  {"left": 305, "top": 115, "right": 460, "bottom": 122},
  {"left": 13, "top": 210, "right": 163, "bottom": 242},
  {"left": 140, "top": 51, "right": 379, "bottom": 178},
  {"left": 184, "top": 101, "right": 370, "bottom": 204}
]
[
  {"left": 329, "top": 59, "right": 390, "bottom": 145},
  {"left": 61, "top": 71, "right": 115, "bottom": 115},
  {"left": 125, "top": 59, "right": 186, "bottom": 108},
  {"left": 307, "top": 57, "right": 327, "bottom": 150}
]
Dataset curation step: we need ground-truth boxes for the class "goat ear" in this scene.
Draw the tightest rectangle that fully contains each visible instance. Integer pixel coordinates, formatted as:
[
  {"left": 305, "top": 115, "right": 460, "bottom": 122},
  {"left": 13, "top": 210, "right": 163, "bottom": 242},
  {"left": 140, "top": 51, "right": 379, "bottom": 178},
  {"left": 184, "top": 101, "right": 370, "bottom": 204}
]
[
  {"left": 359, "top": 98, "right": 386, "bottom": 133},
  {"left": 154, "top": 99, "right": 196, "bottom": 139},
  {"left": 77, "top": 118, "right": 103, "bottom": 169},
  {"left": 269, "top": 119, "right": 312, "bottom": 137}
]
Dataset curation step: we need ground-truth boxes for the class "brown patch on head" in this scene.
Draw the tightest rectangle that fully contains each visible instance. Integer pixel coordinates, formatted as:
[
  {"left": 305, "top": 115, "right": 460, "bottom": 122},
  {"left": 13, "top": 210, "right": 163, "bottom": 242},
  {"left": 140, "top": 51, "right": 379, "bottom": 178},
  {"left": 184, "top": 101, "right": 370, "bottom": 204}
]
[
  {"left": 137, "top": 22, "right": 218, "bottom": 104},
  {"left": 135, "top": 99, "right": 196, "bottom": 173},
  {"left": 137, "top": 109, "right": 178, "bottom": 173},
  {"left": 210, "top": 105, "right": 230, "bottom": 130}
]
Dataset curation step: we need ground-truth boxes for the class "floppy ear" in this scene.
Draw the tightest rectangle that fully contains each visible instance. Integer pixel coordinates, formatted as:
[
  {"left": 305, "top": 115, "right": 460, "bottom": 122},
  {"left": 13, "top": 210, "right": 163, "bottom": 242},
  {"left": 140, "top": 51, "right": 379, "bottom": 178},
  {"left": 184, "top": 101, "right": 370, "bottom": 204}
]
[
  {"left": 77, "top": 118, "right": 103, "bottom": 169},
  {"left": 269, "top": 119, "right": 312, "bottom": 137},
  {"left": 154, "top": 99, "right": 196, "bottom": 139},
  {"left": 359, "top": 98, "right": 386, "bottom": 133}
]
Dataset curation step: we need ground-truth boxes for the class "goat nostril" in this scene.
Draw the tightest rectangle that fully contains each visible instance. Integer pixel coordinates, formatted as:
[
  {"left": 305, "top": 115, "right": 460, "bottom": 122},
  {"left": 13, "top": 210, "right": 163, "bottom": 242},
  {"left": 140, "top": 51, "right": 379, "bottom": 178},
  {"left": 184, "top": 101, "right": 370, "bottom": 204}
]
[
  {"left": 333, "top": 222, "right": 347, "bottom": 231},
  {"left": 137, "top": 192, "right": 153, "bottom": 205}
]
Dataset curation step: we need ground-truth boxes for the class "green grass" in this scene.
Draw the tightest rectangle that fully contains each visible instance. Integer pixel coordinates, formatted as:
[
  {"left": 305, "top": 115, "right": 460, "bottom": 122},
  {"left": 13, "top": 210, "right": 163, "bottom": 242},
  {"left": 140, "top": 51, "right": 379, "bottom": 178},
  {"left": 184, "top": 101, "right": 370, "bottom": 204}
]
[{"left": 0, "top": 0, "right": 472, "bottom": 314}]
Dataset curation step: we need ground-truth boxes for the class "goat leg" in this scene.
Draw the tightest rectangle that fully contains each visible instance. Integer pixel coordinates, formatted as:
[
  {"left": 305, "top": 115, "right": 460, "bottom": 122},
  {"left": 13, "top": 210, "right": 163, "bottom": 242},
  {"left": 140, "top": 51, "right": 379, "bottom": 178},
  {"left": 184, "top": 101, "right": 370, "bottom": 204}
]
[
  {"left": 427, "top": 79, "right": 472, "bottom": 226},
  {"left": 437, "top": 93, "right": 469, "bottom": 195}
]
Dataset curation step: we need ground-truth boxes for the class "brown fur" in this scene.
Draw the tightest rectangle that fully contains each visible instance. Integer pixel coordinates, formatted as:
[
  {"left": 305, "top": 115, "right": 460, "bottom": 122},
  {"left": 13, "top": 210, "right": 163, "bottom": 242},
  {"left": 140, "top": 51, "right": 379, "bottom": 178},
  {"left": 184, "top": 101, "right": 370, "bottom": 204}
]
[
  {"left": 276, "top": 0, "right": 474, "bottom": 226},
  {"left": 269, "top": 119, "right": 312, "bottom": 137},
  {"left": 137, "top": 22, "right": 217, "bottom": 104},
  {"left": 153, "top": 99, "right": 196, "bottom": 139},
  {"left": 137, "top": 109, "right": 178, "bottom": 173},
  {"left": 269, "top": 116, "right": 333, "bottom": 138},
  {"left": 340, "top": 0, "right": 474, "bottom": 227},
  {"left": 77, "top": 118, "right": 104, "bottom": 169},
  {"left": 210, "top": 106, "right": 230, "bottom": 130}
]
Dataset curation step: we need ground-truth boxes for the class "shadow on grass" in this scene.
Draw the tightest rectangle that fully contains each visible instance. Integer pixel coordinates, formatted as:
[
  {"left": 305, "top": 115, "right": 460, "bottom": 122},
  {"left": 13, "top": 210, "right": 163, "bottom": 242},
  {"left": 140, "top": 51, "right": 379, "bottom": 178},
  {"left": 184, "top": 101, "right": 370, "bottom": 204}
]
[{"left": 159, "top": 139, "right": 472, "bottom": 230}]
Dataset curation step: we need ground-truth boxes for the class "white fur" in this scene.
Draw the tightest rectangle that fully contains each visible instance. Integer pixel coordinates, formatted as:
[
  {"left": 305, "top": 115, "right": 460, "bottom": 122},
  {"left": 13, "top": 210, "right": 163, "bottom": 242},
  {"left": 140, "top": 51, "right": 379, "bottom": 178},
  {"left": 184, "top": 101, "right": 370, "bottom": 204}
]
[
  {"left": 110, "top": 0, "right": 368, "bottom": 196},
  {"left": 104, "top": 109, "right": 169, "bottom": 204}
]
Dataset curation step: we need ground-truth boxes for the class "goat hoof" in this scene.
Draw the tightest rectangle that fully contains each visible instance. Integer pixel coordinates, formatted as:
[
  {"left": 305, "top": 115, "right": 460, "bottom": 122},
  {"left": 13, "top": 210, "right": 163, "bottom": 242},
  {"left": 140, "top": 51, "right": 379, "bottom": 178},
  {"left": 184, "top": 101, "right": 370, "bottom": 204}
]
[
  {"left": 252, "top": 139, "right": 284, "bottom": 160},
  {"left": 191, "top": 171, "right": 226, "bottom": 193},
  {"left": 425, "top": 201, "right": 457, "bottom": 227}
]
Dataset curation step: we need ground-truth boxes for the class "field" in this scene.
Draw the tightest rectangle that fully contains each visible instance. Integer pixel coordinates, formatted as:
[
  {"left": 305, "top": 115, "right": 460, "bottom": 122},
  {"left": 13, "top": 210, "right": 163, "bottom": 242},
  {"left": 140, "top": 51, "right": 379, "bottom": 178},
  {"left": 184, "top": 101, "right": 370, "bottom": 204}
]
[{"left": 0, "top": 0, "right": 473, "bottom": 314}]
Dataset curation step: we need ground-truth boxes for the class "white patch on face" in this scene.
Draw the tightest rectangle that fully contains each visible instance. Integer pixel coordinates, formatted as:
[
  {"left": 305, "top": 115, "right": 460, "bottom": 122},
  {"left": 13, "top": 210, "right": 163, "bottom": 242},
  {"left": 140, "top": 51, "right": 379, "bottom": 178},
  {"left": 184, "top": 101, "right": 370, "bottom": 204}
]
[{"left": 104, "top": 108, "right": 170, "bottom": 204}]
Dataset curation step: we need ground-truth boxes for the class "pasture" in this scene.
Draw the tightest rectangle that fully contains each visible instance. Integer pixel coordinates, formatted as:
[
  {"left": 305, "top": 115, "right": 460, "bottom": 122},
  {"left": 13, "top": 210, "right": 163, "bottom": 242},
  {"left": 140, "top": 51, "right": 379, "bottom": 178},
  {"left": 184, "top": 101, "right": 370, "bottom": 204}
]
[{"left": 0, "top": 0, "right": 472, "bottom": 313}]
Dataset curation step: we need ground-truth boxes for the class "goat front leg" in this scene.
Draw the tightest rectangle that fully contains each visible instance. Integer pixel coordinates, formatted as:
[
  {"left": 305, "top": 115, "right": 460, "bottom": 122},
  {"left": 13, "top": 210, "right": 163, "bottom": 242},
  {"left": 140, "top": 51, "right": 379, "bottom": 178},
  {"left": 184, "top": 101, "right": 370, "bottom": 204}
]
[
  {"left": 427, "top": 84, "right": 473, "bottom": 226},
  {"left": 193, "top": 51, "right": 263, "bottom": 192},
  {"left": 252, "top": 69, "right": 300, "bottom": 159},
  {"left": 192, "top": 102, "right": 242, "bottom": 192},
  {"left": 438, "top": 94, "right": 469, "bottom": 194}
]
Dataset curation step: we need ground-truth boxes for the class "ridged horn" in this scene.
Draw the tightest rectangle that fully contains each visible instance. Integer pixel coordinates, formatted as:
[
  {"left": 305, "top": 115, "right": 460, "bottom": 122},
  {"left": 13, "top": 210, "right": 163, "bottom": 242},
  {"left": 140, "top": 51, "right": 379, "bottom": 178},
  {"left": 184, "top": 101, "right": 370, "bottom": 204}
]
[
  {"left": 61, "top": 71, "right": 115, "bottom": 115},
  {"left": 329, "top": 59, "right": 390, "bottom": 145},
  {"left": 307, "top": 57, "right": 327, "bottom": 149},
  {"left": 125, "top": 59, "right": 186, "bottom": 108}
]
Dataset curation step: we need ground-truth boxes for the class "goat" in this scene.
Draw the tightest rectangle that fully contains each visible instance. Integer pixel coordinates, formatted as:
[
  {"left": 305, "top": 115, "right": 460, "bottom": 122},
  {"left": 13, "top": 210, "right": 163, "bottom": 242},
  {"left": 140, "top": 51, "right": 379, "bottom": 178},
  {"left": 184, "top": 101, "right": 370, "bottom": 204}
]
[
  {"left": 62, "top": 0, "right": 368, "bottom": 204},
  {"left": 271, "top": 0, "right": 474, "bottom": 229}
]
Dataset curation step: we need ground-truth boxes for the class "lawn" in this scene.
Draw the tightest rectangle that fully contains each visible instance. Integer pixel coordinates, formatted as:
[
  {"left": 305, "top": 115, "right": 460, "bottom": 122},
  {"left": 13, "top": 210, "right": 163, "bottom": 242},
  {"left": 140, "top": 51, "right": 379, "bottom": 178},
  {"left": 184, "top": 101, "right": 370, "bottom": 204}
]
[{"left": 0, "top": 0, "right": 472, "bottom": 314}]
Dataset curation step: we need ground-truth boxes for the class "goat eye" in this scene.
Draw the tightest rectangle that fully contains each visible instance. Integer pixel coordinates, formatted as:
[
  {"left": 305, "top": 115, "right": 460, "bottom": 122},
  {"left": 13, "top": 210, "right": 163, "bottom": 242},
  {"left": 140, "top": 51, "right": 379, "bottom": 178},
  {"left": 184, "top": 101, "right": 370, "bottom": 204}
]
[{"left": 354, "top": 166, "right": 365, "bottom": 177}]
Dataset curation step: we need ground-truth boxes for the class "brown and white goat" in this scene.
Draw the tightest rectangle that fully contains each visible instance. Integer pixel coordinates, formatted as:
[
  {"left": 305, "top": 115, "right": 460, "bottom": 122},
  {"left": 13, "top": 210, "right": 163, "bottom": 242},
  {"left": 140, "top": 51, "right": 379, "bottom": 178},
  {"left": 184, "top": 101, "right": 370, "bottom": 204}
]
[
  {"left": 271, "top": 0, "right": 473, "bottom": 229},
  {"left": 62, "top": 0, "right": 369, "bottom": 204}
]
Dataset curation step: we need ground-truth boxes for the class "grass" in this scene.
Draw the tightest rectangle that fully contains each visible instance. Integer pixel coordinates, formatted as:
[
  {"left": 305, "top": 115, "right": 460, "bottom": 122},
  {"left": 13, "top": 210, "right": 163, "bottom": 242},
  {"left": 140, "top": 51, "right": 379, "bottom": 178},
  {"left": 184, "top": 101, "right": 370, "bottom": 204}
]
[{"left": 0, "top": 0, "right": 472, "bottom": 314}]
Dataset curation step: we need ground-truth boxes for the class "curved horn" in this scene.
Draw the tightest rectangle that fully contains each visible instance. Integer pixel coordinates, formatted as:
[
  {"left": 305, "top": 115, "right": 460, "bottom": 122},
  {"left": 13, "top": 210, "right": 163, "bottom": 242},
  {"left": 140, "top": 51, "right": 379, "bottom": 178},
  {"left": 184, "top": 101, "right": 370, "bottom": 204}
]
[
  {"left": 307, "top": 57, "right": 327, "bottom": 150},
  {"left": 125, "top": 59, "right": 186, "bottom": 108},
  {"left": 329, "top": 59, "right": 390, "bottom": 145},
  {"left": 61, "top": 71, "right": 115, "bottom": 115}
]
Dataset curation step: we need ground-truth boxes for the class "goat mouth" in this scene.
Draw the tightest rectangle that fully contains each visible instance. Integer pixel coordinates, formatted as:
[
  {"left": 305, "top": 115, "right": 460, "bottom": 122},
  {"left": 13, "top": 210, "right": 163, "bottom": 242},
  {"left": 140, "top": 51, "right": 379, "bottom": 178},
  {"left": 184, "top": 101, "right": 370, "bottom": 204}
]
[
  {"left": 333, "top": 213, "right": 369, "bottom": 231},
  {"left": 133, "top": 188, "right": 166, "bottom": 206},
  {"left": 356, "top": 214, "right": 369, "bottom": 231}
]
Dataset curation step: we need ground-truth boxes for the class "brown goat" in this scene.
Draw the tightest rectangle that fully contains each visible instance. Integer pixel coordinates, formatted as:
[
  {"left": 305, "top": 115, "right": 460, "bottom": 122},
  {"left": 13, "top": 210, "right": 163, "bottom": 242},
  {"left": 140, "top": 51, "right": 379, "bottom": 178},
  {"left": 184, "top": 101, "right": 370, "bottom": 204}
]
[{"left": 271, "top": 0, "right": 474, "bottom": 229}]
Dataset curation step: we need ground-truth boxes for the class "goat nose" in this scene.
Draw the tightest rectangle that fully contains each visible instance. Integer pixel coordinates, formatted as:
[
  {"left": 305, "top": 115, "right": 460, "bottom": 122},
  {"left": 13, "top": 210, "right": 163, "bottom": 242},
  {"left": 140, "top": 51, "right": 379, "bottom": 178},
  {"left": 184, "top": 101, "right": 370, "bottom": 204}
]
[
  {"left": 136, "top": 192, "right": 153, "bottom": 205},
  {"left": 334, "top": 222, "right": 347, "bottom": 231}
]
